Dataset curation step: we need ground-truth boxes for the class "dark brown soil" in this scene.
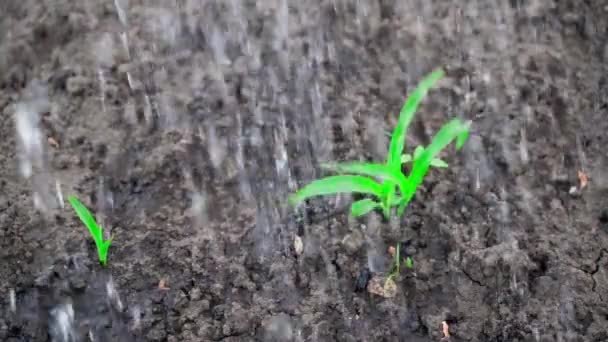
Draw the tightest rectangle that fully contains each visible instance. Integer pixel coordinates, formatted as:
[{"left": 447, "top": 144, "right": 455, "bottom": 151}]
[{"left": 2, "top": 1, "right": 608, "bottom": 341}]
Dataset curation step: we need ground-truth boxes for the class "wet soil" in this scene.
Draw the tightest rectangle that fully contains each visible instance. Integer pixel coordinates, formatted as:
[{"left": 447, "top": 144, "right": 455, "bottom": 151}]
[{"left": 2, "top": 0, "right": 608, "bottom": 341}]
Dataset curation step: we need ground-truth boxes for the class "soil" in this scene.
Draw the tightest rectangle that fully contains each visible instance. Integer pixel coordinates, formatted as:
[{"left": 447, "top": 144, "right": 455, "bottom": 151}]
[{"left": 2, "top": 0, "right": 608, "bottom": 341}]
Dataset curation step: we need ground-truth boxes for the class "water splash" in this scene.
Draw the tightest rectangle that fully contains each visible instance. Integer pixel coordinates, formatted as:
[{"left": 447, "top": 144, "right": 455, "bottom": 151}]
[
  {"left": 264, "top": 314, "right": 294, "bottom": 340},
  {"left": 14, "top": 92, "right": 46, "bottom": 179},
  {"left": 130, "top": 306, "right": 141, "bottom": 330},
  {"left": 519, "top": 127, "right": 529, "bottom": 165},
  {"left": 9, "top": 288, "right": 16, "bottom": 314},
  {"left": 97, "top": 69, "right": 108, "bottom": 114},
  {"left": 49, "top": 303, "right": 75, "bottom": 342},
  {"left": 14, "top": 80, "right": 57, "bottom": 213},
  {"left": 55, "top": 181, "right": 64, "bottom": 209},
  {"left": 210, "top": 28, "right": 230, "bottom": 66},
  {"left": 114, "top": 0, "right": 128, "bottom": 27},
  {"left": 106, "top": 277, "right": 123, "bottom": 311},
  {"left": 205, "top": 124, "right": 227, "bottom": 170},
  {"left": 190, "top": 190, "right": 209, "bottom": 228}
]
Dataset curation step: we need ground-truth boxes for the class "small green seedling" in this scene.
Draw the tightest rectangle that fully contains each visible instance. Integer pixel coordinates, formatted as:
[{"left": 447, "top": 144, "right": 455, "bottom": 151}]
[
  {"left": 386, "top": 244, "right": 401, "bottom": 285},
  {"left": 386, "top": 245, "right": 414, "bottom": 285},
  {"left": 401, "top": 145, "right": 448, "bottom": 168},
  {"left": 288, "top": 69, "right": 470, "bottom": 219},
  {"left": 405, "top": 256, "right": 414, "bottom": 269},
  {"left": 68, "top": 195, "right": 113, "bottom": 266}
]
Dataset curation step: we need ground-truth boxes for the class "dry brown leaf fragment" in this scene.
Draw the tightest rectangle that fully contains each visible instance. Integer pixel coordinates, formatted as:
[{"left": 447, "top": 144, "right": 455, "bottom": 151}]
[
  {"left": 48, "top": 137, "right": 59, "bottom": 148},
  {"left": 442, "top": 320, "right": 450, "bottom": 339},
  {"left": 158, "top": 278, "right": 170, "bottom": 290},
  {"left": 578, "top": 170, "right": 588, "bottom": 189}
]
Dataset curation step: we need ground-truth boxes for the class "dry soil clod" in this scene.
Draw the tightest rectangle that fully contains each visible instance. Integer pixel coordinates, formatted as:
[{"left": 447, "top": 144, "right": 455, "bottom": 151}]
[{"left": 367, "top": 275, "right": 397, "bottom": 298}]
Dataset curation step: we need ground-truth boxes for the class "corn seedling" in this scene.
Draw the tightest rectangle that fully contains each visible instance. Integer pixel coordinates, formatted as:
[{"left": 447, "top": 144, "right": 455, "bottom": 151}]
[
  {"left": 288, "top": 69, "right": 470, "bottom": 219},
  {"left": 386, "top": 244, "right": 401, "bottom": 285},
  {"left": 385, "top": 244, "right": 414, "bottom": 285},
  {"left": 68, "top": 195, "right": 113, "bottom": 266}
]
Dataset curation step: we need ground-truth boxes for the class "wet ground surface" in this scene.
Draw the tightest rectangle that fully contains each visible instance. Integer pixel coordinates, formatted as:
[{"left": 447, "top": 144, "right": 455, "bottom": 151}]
[{"left": 2, "top": 0, "right": 608, "bottom": 341}]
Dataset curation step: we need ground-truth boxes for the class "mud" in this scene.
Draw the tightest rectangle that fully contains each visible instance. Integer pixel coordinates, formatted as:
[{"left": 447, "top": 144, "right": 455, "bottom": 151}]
[{"left": 2, "top": 1, "right": 608, "bottom": 341}]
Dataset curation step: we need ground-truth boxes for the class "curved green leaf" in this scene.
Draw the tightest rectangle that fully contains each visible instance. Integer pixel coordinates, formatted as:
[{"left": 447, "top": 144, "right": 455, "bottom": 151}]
[
  {"left": 430, "top": 158, "right": 448, "bottom": 168},
  {"left": 351, "top": 199, "right": 382, "bottom": 217},
  {"left": 68, "top": 195, "right": 102, "bottom": 243},
  {"left": 382, "top": 182, "right": 396, "bottom": 218},
  {"left": 387, "top": 69, "right": 445, "bottom": 169},
  {"left": 99, "top": 238, "right": 113, "bottom": 266},
  {"left": 413, "top": 146, "right": 424, "bottom": 160},
  {"left": 404, "top": 147, "right": 448, "bottom": 168},
  {"left": 398, "top": 118, "right": 470, "bottom": 214},
  {"left": 456, "top": 123, "right": 470, "bottom": 149},
  {"left": 320, "top": 162, "right": 408, "bottom": 196},
  {"left": 288, "top": 175, "right": 385, "bottom": 207},
  {"left": 68, "top": 195, "right": 113, "bottom": 266},
  {"left": 401, "top": 154, "right": 412, "bottom": 164}
]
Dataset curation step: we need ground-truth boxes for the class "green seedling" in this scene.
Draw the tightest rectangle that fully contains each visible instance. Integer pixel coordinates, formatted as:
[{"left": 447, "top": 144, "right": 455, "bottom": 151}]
[
  {"left": 68, "top": 195, "right": 113, "bottom": 266},
  {"left": 386, "top": 245, "right": 414, "bottom": 285},
  {"left": 401, "top": 145, "right": 448, "bottom": 168},
  {"left": 386, "top": 244, "right": 401, "bottom": 285},
  {"left": 384, "top": 244, "right": 415, "bottom": 289},
  {"left": 288, "top": 69, "right": 470, "bottom": 219},
  {"left": 405, "top": 256, "right": 414, "bottom": 269}
]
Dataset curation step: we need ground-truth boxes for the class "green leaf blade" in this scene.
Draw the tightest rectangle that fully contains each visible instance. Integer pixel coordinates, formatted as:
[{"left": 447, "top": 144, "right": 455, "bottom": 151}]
[
  {"left": 456, "top": 122, "right": 471, "bottom": 149},
  {"left": 430, "top": 158, "right": 448, "bottom": 168},
  {"left": 413, "top": 146, "right": 424, "bottom": 160},
  {"left": 405, "top": 257, "right": 414, "bottom": 269},
  {"left": 288, "top": 175, "right": 385, "bottom": 207},
  {"left": 68, "top": 195, "right": 103, "bottom": 244},
  {"left": 398, "top": 118, "right": 470, "bottom": 212},
  {"left": 321, "top": 162, "right": 408, "bottom": 196},
  {"left": 68, "top": 195, "right": 112, "bottom": 266},
  {"left": 350, "top": 199, "right": 382, "bottom": 217},
  {"left": 419, "top": 119, "right": 470, "bottom": 164},
  {"left": 387, "top": 69, "right": 445, "bottom": 169},
  {"left": 98, "top": 238, "right": 113, "bottom": 266}
]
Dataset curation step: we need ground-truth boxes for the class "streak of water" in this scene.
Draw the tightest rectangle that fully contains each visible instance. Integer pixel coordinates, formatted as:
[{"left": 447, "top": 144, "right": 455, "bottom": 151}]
[
  {"left": 55, "top": 181, "right": 64, "bottom": 209},
  {"left": 49, "top": 303, "right": 75, "bottom": 342},
  {"left": 131, "top": 306, "right": 141, "bottom": 330},
  {"left": 14, "top": 80, "right": 58, "bottom": 213},
  {"left": 14, "top": 91, "right": 46, "bottom": 179},
  {"left": 106, "top": 277, "right": 123, "bottom": 311},
  {"left": 9, "top": 288, "right": 16, "bottom": 314}
]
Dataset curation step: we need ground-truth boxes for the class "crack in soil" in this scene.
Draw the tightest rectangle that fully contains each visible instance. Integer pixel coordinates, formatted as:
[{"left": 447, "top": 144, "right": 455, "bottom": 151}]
[
  {"left": 460, "top": 266, "right": 486, "bottom": 287},
  {"left": 561, "top": 248, "right": 608, "bottom": 302},
  {"left": 590, "top": 249, "right": 608, "bottom": 299}
]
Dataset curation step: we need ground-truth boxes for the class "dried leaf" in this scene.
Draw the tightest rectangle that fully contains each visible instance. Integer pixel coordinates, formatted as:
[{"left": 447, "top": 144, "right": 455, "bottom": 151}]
[
  {"left": 158, "top": 279, "right": 170, "bottom": 290},
  {"left": 48, "top": 137, "right": 59, "bottom": 148},
  {"left": 578, "top": 170, "right": 588, "bottom": 189},
  {"left": 442, "top": 321, "right": 450, "bottom": 338}
]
